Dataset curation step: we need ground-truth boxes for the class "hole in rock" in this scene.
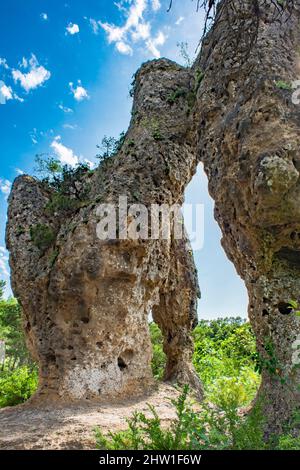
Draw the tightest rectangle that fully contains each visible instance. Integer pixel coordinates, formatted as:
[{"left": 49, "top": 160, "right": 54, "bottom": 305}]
[
  {"left": 275, "top": 247, "right": 300, "bottom": 269},
  {"left": 117, "top": 357, "right": 127, "bottom": 370},
  {"left": 184, "top": 163, "right": 248, "bottom": 320},
  {"left": 277, "top": 302, "right": 293, "bottom": 315}
]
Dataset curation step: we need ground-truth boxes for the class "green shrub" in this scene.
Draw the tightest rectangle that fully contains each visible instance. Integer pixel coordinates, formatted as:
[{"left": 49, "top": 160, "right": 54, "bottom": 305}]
[
  {"left": 150, "top": 318, "right": 260, "bottom": 407},
  {"left": 94, "top": 385, "right": 267, "bottom": 450},
  {"left": 149, "top": 323, "right": 166, "bottom": 380},
  {"left": 95, "top": 386, "right": 204, "bottom": 450},
  {"left": 275, "top": 80, "right": 292, "bottom": 91},
  {"left": 0, "top": 296, "right": 30, "bottom": 363},
  {"left": 166, "top": 88, "right": 187, "bottom": 104},
  {"left": 30, "top": 224, "right": 56, "bottom": 252},
  {"left": 46, "top": 193, "right": 79, "bottom": 215},
  {"left": 0, "top": 366, "right": 38, "bottom": 407}
]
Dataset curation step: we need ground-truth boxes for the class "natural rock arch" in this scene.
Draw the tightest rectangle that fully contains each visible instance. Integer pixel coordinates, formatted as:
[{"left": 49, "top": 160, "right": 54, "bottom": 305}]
[{"left": 6, "top": 0, "right": 300, "bottom": 436}]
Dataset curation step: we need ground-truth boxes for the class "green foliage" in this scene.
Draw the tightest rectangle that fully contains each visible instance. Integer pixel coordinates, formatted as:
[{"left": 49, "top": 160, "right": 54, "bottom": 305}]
[
  {"left": 34, "top": 154, "right": 63, "bottom": 178},
  {"left": 275, "top": 80, "right": 292, "bottom": 91},
  {"left": 192, "top": 318, "right": 260, "bottom": 405},
  {"left": 0, "top": 280, "right": 5, "bottom": 299},
  {"left": 289, "top": 300, "right": 300, "bottom": 317},
  {"left": 96, "top": 132, "right": 126, "bottom": 163},
  {"left": 166, "top": 88, "right": 187, "bottom": 105},
  {"left": 0, "top": 295, "right": 29, "bottom": 363},
  {"left": 149, "top": 323, "right": 166, "bottom": 380},
  {"left": 95, "top": 385, "right": 201, "bottom": 450},
  {"left": 277, "top": 434, "right": 300, "bottom": 449},
  {"left": 194, "top": 67, "right": 204, "bottom": 91},
  {"left": 48, "top": 248, "right": 59, "bottom": 268},
  {"left": 152, "top": 128, "right": 163, "bottom": 141},
  {"left": 150, "top": 318, "right": 260, "bottom": 408},
  {"left": 46, "top": 193, "right": 79, "bottom": 215},
  {"left": 95, "top": 385, "right": 268, "bottom": 451},
  {"left": 0, "top": 285, "right": 38, "bottom": 408},
  {"left": 0, "top": 366, "right": 38, "bottom": 407},
  {"left": 35, "top": 154, "right": 93, "bottom": 201},
  {"left": 30, "top": 224, "right": 56, "bottom": 252}
]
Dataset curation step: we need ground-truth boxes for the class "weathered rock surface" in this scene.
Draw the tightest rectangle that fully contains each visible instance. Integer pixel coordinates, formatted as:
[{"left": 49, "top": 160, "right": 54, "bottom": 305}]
[
  {"left": 195, "top": 0, "right": 300, "bottom": 435},
  {"left": 6, "top": 0, "right": 300, "bottom": 438},
  {"left": 6, "top": 60, "right": 202, "bottom": 403}
]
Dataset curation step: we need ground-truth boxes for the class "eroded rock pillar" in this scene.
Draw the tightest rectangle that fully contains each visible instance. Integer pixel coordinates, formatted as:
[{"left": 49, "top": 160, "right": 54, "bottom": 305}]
[
  {"left": 195, "top": 0, "right": 300, "bottom": 433},
  {"left": 6, "top": 59, "right": 202, "bottom": 402}
]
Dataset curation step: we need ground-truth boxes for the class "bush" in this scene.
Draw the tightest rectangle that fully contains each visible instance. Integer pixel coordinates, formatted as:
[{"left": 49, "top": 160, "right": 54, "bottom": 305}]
[
  {"left": 0, "top": 296, "right": 30, "bottom": 363},
  {"left": 150, "top": 318, "right": 260, "bottom": 407},
  {"left": 95, "top": 386, "right": 204, "bottom": 450},
  {"left": 94, "top": 385, "right": 268, "bottom": 450},
  {"left": 149, "top": 323, "right": 166, "bottom": 380},
  {"left": 0, "top": 366, "right": 38, "bottom": 407},
  {"left": 46, "top": 193, "right": 79, "bottom": 215},
  {"left": 30, "top": 224, "right": 56, "bottom": 252}
]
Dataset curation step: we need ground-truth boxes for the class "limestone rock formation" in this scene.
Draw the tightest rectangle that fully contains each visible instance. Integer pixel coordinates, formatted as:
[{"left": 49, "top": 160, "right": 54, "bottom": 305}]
[
  {"left": 6, "top": 60, "right": 202, "bottom": 402},
  {"left": 195, "top": 0, "right": 300, "bottom": 435},
  {"left": 6, "top": 0, "right": 300, "bottom": 438}
]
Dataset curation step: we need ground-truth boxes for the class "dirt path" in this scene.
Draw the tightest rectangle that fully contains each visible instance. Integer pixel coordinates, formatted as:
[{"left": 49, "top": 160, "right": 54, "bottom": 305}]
[{"left": 0, "top": 384, "right": 180, "bottom": 450}]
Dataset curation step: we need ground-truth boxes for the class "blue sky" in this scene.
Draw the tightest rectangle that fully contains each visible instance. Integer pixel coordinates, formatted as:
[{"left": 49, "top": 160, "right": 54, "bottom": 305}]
[{"left": 0, "top": 0, "right": 248, "bottom": 318}]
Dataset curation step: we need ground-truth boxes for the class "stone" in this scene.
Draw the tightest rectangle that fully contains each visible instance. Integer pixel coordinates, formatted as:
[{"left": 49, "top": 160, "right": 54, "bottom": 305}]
[
  {"left": 6, "top": 0, "right": 300, "bottom": 437},
  {"left": 6, "top": 59, "right": 203, "bottom": 403},
  {"left": 195, "top": 0, "right": 300, "bottom": 435}
]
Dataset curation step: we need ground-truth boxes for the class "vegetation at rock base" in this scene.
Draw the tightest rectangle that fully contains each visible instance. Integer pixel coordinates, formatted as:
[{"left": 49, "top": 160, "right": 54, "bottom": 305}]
[
  {"left": 95, "top": 384, "right": 300, "bottom": 451},
  {"left": 1, "top": 283, "right": 300, "bottom": 449},
  {"left": 0, "top": 282, "right": 38, "bottom": 407}
]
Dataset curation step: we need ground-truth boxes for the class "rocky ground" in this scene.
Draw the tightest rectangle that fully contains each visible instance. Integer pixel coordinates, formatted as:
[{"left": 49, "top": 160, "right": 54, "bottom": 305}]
[{"left": 0, "top": 384, "right": 180, "bottom": 450}]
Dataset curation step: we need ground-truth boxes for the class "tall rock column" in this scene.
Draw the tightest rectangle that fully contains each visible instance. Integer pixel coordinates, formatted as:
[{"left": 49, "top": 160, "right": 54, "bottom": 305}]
[
  {"left": 6, "top": 60, "right": 203, "bottom": 402},
  {"left": 195, "top": 0, "right": 300, "bottom": 434}
]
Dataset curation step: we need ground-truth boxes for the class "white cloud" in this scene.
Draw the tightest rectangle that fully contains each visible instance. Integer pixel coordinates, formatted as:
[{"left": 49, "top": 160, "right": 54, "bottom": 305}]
[
  {"left": 30, "top": 128, "right": 38, "bottom": 144},
  {"left": 131, "top": 22, "right": 150, "bottom": 41},
  {"left": 66, "top": 23, "right": 80, "bottom": 35},
  {"left": 99, "top": 0, "right": 165, "bottom": 58},
  {"left": 12, "top": 54, "right": 51, "bottom": 92},
  {"left": 51, "top": 136, "right": 79, "bottom": 167},
  {"left": 151, "top": 0, "right": 161, "bottom": 11},
  {"left": 0, "top": 247, "right": 9, "bottom": 277},
  {"left": 146, "top": 31, "right": 166, "bottom": 58},
  {"left": 63, "top": 123, "right": 77, "bottom": 130},
  {"left": 69, "top": 80, "right": 89, "bottom": 101},
  {"left": 58, "top": 103, "right": 73, "bottom": 113},
  {"left": 41, "top": 13, "right": 48, "bottom": 21},
  {"left": 20, "top": 57, "right": 28, "bottom": 68},
  {"left": 0, "top": 83, "right": 13, "bottom": 102},
  {"left": 0, "top": 80, "right": 23, "bottom": 104},
  {"left": 116, "top": 41, "right": 133, "bottom": 55},
  {"left": 175, "top": 16, "right": 185, "bottom": 26},
  {"left": 100, "top": 23, "right": 124, "bottom": 43},
  {"left": 89, "top": 18, "right": 100, "bottom": 34},
  {"left": 84, "top": 159, "right": 96, "bottom": 169},
  {"left": 15, "top": 168, "right": 24, "bottom": 175},
  {"left": 0, "top": 179, "right": 12, "bottom": 197},
  {"left": 0, "top": 58, "right": 9, "bottom": 69}
]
